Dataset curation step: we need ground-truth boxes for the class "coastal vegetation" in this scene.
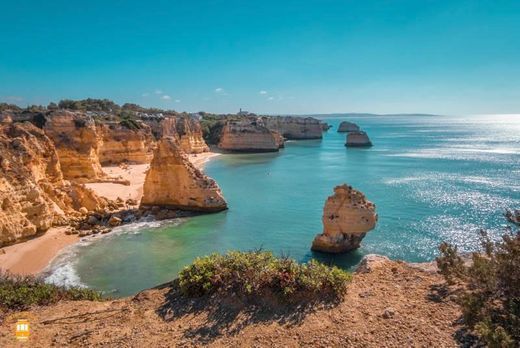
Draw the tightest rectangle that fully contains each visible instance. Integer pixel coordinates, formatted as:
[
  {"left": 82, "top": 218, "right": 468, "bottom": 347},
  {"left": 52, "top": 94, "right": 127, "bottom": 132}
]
[
  {"left": 178, "top": 250, "right": 351, "bottom": 303},
  {"left": 436, "top": 212, "right": 520, "bottom": 347},
  {"left": 0, "top": 271, "right": 103, "bottom": 314}
]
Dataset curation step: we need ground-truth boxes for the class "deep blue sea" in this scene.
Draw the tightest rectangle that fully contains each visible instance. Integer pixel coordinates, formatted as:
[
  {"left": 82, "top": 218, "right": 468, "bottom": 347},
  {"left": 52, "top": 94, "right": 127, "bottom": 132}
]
[{"left": 45, "top": 114, "right": 520, "bottom": 297}]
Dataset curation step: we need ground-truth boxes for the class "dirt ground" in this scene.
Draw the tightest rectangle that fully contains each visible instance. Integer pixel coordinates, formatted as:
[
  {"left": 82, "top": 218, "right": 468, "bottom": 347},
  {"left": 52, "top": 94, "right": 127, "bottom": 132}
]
[{"left": 0, "top": 258, "right": 463, "bottom": 347}]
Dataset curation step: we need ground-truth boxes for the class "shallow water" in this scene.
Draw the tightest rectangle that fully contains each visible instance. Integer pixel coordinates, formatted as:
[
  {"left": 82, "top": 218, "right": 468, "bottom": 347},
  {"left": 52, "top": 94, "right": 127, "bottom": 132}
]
[{"left": 45, "top": 114, "right": 520, "bottom": 297}]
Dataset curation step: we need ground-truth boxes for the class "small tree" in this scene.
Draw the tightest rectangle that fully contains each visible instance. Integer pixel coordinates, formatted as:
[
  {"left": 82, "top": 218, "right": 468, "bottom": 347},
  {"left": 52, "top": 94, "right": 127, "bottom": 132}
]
[{"left": 436, "top": 211, "right": 520, "bottom": 347}]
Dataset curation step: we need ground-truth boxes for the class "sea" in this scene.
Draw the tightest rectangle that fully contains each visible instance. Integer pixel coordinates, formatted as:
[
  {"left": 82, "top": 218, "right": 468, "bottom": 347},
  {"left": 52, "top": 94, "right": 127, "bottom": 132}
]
[{"left": 44, "top": 114, "right": 520, "bottom": 297}]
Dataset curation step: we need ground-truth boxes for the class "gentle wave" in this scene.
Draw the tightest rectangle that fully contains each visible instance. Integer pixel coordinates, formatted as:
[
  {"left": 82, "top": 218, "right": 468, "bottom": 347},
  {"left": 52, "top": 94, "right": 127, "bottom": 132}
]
[{"left": 43, "top": 219, "right": 183, "bottom": 289}]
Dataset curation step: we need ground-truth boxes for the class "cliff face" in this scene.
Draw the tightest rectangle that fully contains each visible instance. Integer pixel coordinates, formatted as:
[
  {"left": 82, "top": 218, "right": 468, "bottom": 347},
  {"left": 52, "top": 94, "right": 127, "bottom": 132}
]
[
  {"left": 143, "top": 116, "right": 209, "bottom": 154},
  {"left": 97, "top": 122, "right": 154, "bottom": 165},
  {"left": 43, "top": 111, "right": 105, "bottom": 181},
  {"left": 141, "top": 137, "right": 227, "bottom": 212},
  {"left": 260, "top": 116, "right": 323, "bottom": 140},
  {"left": 345, "top": 131, "right": 372, "bottom": 147},
  {"left": 312, "top": 184, "right": 377, "bottom": 253},
  {"left": 218, "top": 120, "right": 282, "bottom": 152},
  {"left": 176, "top": 117, "right": 209, "bottom": 154},
  {"left": 0, "top": 123, "right": 108, "bottom": 246}
]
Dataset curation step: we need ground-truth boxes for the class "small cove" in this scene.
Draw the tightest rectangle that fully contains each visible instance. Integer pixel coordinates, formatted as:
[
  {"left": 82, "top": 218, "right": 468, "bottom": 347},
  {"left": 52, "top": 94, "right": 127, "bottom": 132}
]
[{"left": 45, "top": 114, "right": 520, "bottom": 297}]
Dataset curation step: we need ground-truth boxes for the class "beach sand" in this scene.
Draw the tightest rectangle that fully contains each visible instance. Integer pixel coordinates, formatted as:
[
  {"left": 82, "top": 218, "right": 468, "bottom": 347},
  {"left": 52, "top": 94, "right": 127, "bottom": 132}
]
[
  {"left": 0, "top": 151, "right": 220, "bottom": 276},
  {"left": 0, "top": 227, "right": 77, "bottom": 276}
]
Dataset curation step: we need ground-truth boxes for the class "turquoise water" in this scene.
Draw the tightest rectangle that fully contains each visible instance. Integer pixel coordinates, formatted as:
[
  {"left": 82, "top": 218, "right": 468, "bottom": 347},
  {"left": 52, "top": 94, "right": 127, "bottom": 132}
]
[{"left": 45, "top": 115, "right": 520, "bottom": 297}]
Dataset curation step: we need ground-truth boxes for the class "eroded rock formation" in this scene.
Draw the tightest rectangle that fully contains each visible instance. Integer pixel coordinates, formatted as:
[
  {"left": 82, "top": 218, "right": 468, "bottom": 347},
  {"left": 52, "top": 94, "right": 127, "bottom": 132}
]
[
  {"left": 338, "top": 121, "right": 360, "bottom": 132},
  {"left": 345, "top": 131, "right": 372, "bottom": 147},
  {"left": 176, "top": 117, "right": 209, "bottom": 154},
  {"left": 218, "top": 120, "right": 282, "bottom": 152},
  {"left": 141, "top": 137, "right": 227, "bottom": 212},
  {"left": 311, "top": 184, "right": 377, "bottom": 253},
  {"left": 97, "top": 122, "right": 154, "bottom": 165},
  {"left": 143, "top": 116, "right": 209, "bottom": 154},
  {"left": 43, "top": 111, "right": 105, "bottom": 180},
  {"left": 260, "top": 116, "right": 323, "bottom": 140},
  {"left": 0, "top": 123, "right": 109, "bottom": 246}
]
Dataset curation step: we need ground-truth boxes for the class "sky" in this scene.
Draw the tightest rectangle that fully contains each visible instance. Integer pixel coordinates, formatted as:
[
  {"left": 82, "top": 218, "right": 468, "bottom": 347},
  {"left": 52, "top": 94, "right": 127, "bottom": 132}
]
[{"left": 1, "top": 0, "right": 519, "bottom": 115}]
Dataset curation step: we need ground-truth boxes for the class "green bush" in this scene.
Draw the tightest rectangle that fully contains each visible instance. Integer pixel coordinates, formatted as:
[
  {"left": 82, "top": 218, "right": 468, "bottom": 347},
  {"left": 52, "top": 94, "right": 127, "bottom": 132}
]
[
  {"left": 178, "top": 251, "right": 351, "bottom": 303},
  {"left": 0, "top": 271, "right": 103, "bottom": 312},
  {"left": 436, "top": 216, "right": 520, "bottom": 347}
]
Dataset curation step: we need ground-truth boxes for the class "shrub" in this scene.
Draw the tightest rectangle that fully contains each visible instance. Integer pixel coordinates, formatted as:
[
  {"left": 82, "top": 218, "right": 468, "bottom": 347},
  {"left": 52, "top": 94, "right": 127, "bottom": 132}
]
[
  {"left": 0, "top": 271, "right": 103, "bottom": 312},
  {"left": 436, "top": 216, "right": 520, "bottom": 347},
  {"left": 178, "top": 251, "right": 351, "bottom": 303},
  {"left": 119, "top": 110, "right": 141, "bottom": 130}
]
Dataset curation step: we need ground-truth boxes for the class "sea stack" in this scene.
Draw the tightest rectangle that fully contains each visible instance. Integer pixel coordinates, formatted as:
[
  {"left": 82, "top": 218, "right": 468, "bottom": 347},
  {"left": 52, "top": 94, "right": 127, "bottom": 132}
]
[
  {"left": 337, "top": 121, "right": 360, "bottom": 132},
  {"left": 141, "top": 137, "right": 227, "bottom": 212},
  {"left": 345, "top": 131, "right": 372, "bottom": 147},
  {"left": 311, "top": 184, "right": 377, "bottom": 253}
]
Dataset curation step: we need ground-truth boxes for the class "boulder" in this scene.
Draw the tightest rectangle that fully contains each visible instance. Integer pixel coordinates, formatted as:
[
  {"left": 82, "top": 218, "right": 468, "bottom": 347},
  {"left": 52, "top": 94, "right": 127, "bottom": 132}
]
[
  {"left": 108, "top": 215, "right": 122, "bottom": 227},
  {"left": 345, "top": 131, "right": 372, "bottom": 147},
  {"left": 337, "top": 121, "right": 360, "bottom": 132},
  {"left": 311, "top": 184, "right": 377, "bottom": 253},
  {"left": 140, "top": 137, "right": 227, "bottom": 212}
]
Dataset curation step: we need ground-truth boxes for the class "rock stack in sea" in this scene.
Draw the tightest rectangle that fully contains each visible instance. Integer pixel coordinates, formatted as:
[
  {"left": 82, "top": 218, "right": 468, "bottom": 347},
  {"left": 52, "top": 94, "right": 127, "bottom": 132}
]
[
  {"left": 311, "top": 184, "right": 377, "bottom": 253},
  {"left": 141, "top": 137, "right": 227, "bottom": 212},
  {"left": 337, "top": 121, "right": 360, "bottom": 132},
  {"left": 345, "top": 131, "right": 372, "bottom": 147}
]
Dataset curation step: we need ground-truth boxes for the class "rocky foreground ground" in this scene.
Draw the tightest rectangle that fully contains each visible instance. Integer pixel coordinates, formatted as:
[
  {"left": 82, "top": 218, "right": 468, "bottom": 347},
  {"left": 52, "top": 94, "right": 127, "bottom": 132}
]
[{"left": 0, "top": 257, "right": 462, "bottom": 347}]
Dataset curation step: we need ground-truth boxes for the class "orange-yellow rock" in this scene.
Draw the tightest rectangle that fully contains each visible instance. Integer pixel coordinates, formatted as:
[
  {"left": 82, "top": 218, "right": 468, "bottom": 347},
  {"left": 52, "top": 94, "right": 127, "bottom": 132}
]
[
  {"left": 97, "top": 122, "right": 154, "bottom": 165},
  {"left": 141, "top": 137, "right": 226, "bottom": 212},
  {"left": 311, "top": 184, "right": 377, "bottom": 253},
  {"left": 218, "top": 120, "right": 282, "bottom": 152},
  {"left": 44, "top": 111, "right": 105, "bottom": 180},
  {"left": 0, "top": 123, "right": 109, "bottom": 246}
]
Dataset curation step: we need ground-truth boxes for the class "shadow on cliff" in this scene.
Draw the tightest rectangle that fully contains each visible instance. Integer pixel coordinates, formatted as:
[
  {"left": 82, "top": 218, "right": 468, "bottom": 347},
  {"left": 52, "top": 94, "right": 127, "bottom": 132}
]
[{"left": 154, "top": 280, "right": 341, "bottom": 345}]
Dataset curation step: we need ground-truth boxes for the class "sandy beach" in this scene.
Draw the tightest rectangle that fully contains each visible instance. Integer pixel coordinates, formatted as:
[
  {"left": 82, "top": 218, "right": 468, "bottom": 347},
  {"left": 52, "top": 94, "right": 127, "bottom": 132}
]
[{"left": 0, "top": 151, "right": 220, "bottom": 276}]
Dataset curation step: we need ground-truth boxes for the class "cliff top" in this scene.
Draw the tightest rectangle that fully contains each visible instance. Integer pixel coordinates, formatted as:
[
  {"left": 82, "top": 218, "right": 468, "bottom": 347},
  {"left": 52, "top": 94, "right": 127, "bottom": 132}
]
[{"left": 0, "top": 256, "right": 461, "bottom": 347}]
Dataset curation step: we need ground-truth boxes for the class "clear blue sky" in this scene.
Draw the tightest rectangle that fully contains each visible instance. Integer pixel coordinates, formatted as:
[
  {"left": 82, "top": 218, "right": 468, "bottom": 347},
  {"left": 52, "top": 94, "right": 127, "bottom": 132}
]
[{"left": 1, "top": 0, "right": 519, "bottom": 115}]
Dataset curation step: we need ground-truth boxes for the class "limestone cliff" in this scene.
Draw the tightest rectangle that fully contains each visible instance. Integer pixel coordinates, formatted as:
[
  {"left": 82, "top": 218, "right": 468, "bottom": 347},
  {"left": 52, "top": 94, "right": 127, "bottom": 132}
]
[
  {"left": 0, "top": 123, "right": 109, "bottom": 246},
  {"left": 345, "top": 131, "right": 372, "bottom": 147},
  {"left": 311, "top": 184, "right": 377, "bottom": 253},
  {"left": 260, "top": 116, "right": 323, "bottom": 140},
  {"left": 218, "top": 120, "right": 282, "bottom": 152},
  {"left": 143, "top": 116, "right": 209, "bottom": 154},
  {"left": 176, "top": 117, "right": 209, "bottom": 154},
  {"left": 141, "top": 137, "right": 227, "bottom": 212},
  {"left": 97, "top": 122, "right": 154, "bottom": 165},
  {"left": 43, "top": 111, "right": 105, "bottom": 180},
  {"left": 337, "top": 121, "right": 360, "bottom": 132}
]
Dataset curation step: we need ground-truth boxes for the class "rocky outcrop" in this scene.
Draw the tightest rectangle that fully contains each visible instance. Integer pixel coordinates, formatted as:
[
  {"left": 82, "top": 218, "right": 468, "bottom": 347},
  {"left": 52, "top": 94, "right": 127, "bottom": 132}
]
[
  {"left": 218, "top": 120, "right": 282, "bottom": 152},
  {"left": 321, "top": 122, "right": 332, "bottom": 131},
  {"left": 0, "top": 123, "right": 110, "bottom": 246},
  {"left": 143, "top": 116, "right": 209, "bottom": 154},
  {"left": 43, "top": 111, "right": 105, "bottom": 180},
  {"left": 311, "top": 184, "right": 377, "bottom": 253},
  {"left": 338, "top": 121, "right": 360, "bottom": 132},
  {"left": 260, "top": 116, "right": 323, "bottom": 140},
  {"left": 97, "top": 122, "right": 154, "bottom": 165},
  {"left": 176, "top": 117, "right": 209, "bottom": 154},
  {"left": 141, "top": 137, "right": 227, "bottom": 212},
  {"left": 345, "top": 131, "right": 372, "bottom": 147}
]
